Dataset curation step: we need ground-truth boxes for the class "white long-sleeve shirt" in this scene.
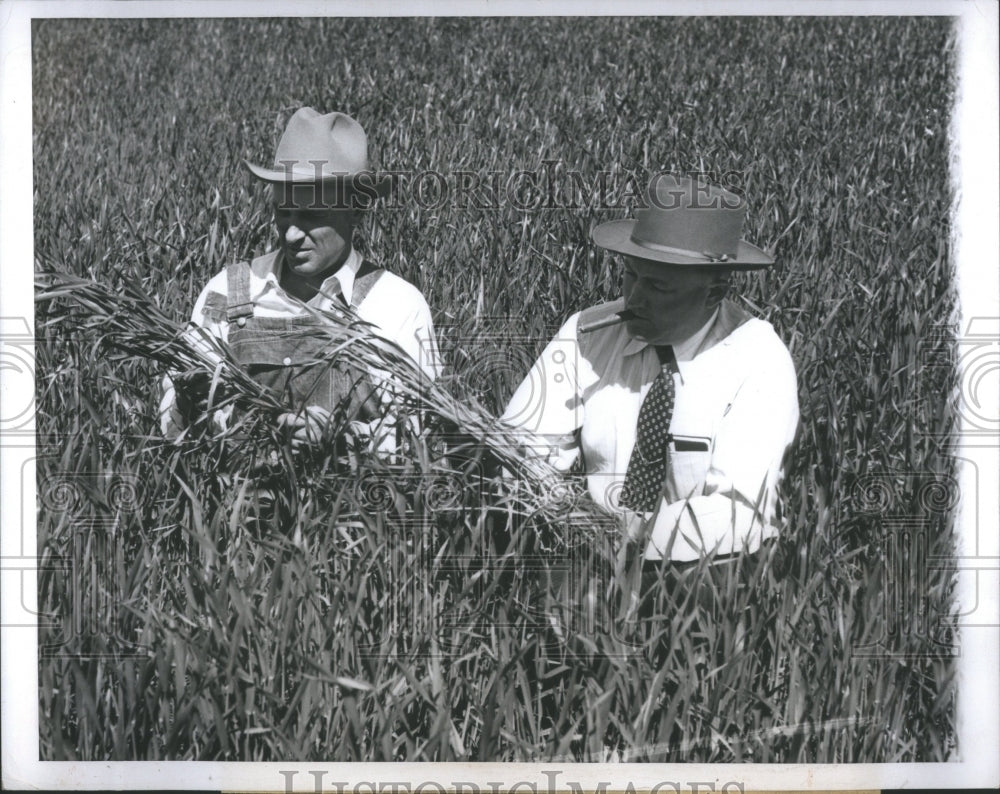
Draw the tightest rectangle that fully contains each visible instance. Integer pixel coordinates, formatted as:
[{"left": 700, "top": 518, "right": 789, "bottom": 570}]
[
  {"left": 159, "top": 248, "right": 441, "bottom": 438},
  {"left": 501, "top": 298, "right": 799, "bottom": 562}
]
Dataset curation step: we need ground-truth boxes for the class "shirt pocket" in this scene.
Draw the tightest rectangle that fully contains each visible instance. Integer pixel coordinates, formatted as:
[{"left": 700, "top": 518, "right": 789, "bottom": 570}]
[{"left": 667, "top": 436, "right": 712, "bottom": 501}]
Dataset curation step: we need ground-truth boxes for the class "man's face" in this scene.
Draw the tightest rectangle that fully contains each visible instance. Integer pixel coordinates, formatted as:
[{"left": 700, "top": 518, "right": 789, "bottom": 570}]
[
  {"left": 622, "top": 255, "right": 728, "bottom": 345},
  {"left": 273, "top": 184, "right": 357, "bottom": 278}
]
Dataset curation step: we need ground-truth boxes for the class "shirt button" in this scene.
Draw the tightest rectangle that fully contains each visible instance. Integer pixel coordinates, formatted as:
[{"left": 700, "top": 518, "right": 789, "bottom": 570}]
[
  {"left": 236, "top": 317, "right": 247, "bottom": 327},
  {"left": 282, "top": 357, "right": 292, "bottom": 366}
]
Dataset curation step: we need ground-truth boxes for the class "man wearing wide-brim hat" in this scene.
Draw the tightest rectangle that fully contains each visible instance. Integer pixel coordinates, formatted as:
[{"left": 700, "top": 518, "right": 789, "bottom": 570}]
[
  {"left": 503, "top": 174, "right": 798, "bottom": 593},
  {"left": 160, "top": 107, "right": 441, "bottom": 446}
]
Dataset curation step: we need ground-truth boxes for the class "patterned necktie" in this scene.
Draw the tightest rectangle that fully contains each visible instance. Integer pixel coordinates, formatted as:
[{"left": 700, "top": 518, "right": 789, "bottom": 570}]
[{"left": 619, "top": 345, "right": 677, "bottom": 513}]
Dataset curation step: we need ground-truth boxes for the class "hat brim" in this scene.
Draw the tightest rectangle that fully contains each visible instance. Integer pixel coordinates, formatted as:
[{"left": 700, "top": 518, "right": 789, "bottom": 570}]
[
  {"left": 592, "top": 219, "right": 775, "bottom": 270},
  {"left": 242, "top": 159, "right": 393, "bottom": 198}
]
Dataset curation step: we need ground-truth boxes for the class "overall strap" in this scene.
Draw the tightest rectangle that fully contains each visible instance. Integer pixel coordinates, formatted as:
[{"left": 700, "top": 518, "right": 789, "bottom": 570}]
[
  {"left": 225, "top": 261, "right": 254, "bottom": 323},
  {"left": 350, "top": 259, "right": 385, "bottom": 310}
]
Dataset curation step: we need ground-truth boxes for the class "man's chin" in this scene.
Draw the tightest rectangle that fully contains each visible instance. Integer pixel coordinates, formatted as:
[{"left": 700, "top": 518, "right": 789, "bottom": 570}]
[
  {"left": 285, "top": 255, "right": 330, "bottom": 278},
  {"left": 291, "top": 261, "right": 320, "bottom": 275},
  {"left": 625, "top": 321, "right": 649, "bottom": 340},
  {"left": 283, "top": 249, "right": 347, "bottom": 279},
  {"left": 625, "top": 318, "right": 660, "bottom": 341}
]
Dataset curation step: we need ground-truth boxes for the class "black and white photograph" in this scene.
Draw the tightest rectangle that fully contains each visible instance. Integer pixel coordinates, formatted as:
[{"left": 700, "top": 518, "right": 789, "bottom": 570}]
[{"left": 1, "top": 0, "right": 998, "bottom": 790}]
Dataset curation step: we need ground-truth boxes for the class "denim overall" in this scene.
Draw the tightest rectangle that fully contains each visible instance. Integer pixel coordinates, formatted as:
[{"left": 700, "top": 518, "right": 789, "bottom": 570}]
[
  {"left": 218, "top": 257, "right": 386, "bottom": 526},
  {"left": 225, "top": 257, "right": 385, "bottom": 422}
]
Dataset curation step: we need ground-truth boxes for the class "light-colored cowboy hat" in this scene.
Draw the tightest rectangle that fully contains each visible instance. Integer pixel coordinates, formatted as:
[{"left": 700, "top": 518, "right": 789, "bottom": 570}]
[
  {"left": 244, "top": 107, "right": 391, "bottom": 199},
  {"left": 592, "top": 174, "right": 775, "bottom": 270}
]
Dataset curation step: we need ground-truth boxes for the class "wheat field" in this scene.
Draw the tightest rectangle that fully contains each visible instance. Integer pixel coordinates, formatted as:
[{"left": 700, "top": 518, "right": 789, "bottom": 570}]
[{"left": 32, "top": 16, "right": 958, "bottom": 762}]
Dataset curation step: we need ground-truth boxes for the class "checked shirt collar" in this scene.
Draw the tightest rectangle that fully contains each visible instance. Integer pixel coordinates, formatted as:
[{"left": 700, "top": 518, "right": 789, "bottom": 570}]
[{"left": 257, "top": 246, "right": 364, "bottom": 309}]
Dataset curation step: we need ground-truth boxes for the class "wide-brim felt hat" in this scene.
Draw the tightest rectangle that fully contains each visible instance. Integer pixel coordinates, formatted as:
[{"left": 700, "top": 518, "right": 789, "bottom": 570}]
[
  {"left": 244, "top": 107, "right": 391, "bottom": 200},
  {"left": 592, "top": 174, "right": 775, "bottom": 270}
]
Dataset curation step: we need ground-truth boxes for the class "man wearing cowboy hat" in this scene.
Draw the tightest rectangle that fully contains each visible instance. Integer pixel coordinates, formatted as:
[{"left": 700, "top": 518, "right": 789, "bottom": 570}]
[
  {"left": 502, "top": 174, "right": 798, "bottom": 578},
  {"left": 160, "top": 107, "right": 441, "bottom": 445}
]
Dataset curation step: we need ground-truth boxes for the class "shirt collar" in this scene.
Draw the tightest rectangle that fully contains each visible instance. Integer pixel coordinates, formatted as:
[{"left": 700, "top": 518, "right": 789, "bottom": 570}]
[
  {"left": 622, "top": 307, "right": 721, "bottom": 361},
  {"left": 264, "top": 247, "right": 363, "bottom": 304},
  {"left": 325, "top": 247, "right": 363, "bottom": 304}
]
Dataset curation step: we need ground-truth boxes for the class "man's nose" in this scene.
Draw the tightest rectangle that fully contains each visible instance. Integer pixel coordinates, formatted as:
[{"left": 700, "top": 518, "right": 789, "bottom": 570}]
[{"left": 284, "top": 224, "right": 305, "bottom": 243}]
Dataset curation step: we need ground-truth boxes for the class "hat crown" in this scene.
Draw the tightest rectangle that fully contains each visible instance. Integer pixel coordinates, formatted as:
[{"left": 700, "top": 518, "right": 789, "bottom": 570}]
[
  {"left": 271, "top": 107, "right": 371, "bottom": 178},
  {"left": 630, "top": 175, "right": 747, "bottom": 260}
]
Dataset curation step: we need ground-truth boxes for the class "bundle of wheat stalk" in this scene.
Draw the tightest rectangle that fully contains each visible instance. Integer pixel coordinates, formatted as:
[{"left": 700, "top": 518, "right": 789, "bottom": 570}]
[{"left": 37, "top": 271, "right": 610, "bottom": 525}]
